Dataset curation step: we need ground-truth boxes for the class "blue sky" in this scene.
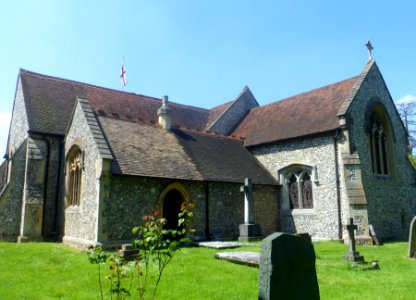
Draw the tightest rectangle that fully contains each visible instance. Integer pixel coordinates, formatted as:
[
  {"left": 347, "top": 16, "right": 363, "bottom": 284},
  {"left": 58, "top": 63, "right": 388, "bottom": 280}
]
[{"left": 1, "top": 0, "right": 416, "bottom": 158}]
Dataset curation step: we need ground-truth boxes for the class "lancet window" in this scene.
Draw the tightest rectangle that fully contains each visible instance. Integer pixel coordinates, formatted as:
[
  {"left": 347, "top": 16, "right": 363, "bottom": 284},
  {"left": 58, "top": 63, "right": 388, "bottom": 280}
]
[
  {"left": 287, "top": 168, "right": 314, "bottom": 210},
  {"left": 67, "top": 146, "right": 82, "bottom": 206},
  {"left": 369, "top": 111, "right": 390, "bottom": 175}
]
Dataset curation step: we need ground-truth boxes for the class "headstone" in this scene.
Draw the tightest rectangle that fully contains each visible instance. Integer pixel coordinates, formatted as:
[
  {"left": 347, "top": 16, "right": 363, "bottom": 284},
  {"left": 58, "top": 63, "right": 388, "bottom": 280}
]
[
  {"left": 258, "top": 232, "right": 320, "bottom": 300},
  {"left": 215, "top": 251, "right": 259, "bottom": 267},
  {"left": 368, "top": 224, "right": 380, "bottom": 246},
  {"left": 197, "top": 241, "right": 243, "bottom": 249},
  {"left": 242, "top": 178, "right": 254, "bottom": 223},
  {"left": 344, "top": 218, "right": 365, "bottom": 262},
  {"left": 408, "top": 216, "right": 416, "bottom": 258},
  {"left": 119, "top": 244, "right": 140, "bottom": 260},
  {"left": 239, "top": 178, "right": 261, "bottom": 241},
  {"left": 296, "top": 232, "right": 312, "bottom": 244}
]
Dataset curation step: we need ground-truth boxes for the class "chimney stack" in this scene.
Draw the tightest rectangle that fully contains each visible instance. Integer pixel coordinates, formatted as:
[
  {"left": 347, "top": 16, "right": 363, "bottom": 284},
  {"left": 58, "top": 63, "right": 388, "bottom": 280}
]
[{"left": 157, "top": 95, "right": 172, "bottom": 130}]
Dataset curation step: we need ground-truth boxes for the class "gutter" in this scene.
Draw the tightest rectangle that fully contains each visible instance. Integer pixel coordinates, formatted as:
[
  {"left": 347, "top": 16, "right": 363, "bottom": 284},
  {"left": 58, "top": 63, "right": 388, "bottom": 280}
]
[
  {"left": 40, "top": 135, "right": 51, "bottom": 238},
  {"left": 30, "top": 131, "right": 64, "bottom": 240},
  {"left": 205, "top": 182, "right": 210, "bottom": 240},
  {"left": 333, "top": 129, "right": 343, "bottom": 241},
  {"left": 52, "top": 140, "right": 64, "bottom": 240}
]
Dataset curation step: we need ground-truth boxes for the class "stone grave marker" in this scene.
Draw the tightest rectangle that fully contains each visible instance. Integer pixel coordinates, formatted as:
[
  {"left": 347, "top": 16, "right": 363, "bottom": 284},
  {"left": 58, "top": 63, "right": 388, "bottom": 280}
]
[
  {"left": 408, "top": 216, "right": 416, "bottom": 258},
  {"left": 197, "top": 241, "right": 243, "bottom": 249},
  {"left": 369, "top": 224, "right": 379, "bottom": 246},
  {"left": 344, "top": 218, "right": 365, "bottom": 263},
  {"left": 119, "top": 244, "right": 140, "bottom": 260},
  {"left": 215, "top": 251, "right": 260, "bottom": 267},
  {"left": 258, "top": 232, "right": 320, "bottom": 300},
  {"left": 239, "top": 178, "right": 261, "bottom": 241}
]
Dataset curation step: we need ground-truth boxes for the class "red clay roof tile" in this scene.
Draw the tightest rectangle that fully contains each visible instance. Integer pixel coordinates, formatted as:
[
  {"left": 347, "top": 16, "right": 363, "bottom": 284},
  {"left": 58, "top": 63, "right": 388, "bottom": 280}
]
[
  {"left": 20, "top": 69, "right": 210, "bottom": 135},
  {"left": 233, "top": 76, "right": 360, "bottom": 147}
]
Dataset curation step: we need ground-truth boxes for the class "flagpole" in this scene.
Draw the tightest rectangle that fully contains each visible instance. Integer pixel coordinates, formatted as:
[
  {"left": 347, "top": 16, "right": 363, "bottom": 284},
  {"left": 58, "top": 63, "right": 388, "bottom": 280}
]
[{"left": 120, "top": 57, "right": 126, "bottom": 91}]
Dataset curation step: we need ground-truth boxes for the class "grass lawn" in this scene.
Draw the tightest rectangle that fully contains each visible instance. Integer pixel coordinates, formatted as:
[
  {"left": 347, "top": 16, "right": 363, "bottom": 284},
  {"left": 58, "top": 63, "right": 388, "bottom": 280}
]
[{"left": 0, "top": 241, "right": 415, "bottom": 299}]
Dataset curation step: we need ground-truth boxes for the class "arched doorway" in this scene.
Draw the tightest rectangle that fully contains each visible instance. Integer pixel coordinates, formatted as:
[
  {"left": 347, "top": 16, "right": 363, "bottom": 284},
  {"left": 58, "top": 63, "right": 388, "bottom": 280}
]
[{"left": 162, "top": 189, "right": 184, "bottom": 231}]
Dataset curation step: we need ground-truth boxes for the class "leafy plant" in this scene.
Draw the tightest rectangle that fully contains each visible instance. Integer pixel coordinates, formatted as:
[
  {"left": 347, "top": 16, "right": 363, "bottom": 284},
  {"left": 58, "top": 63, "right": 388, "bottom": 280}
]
[
  {"left": 87, "top": 247, "right": 109, "bottom": 300},
  {"left": 132, "top": 202, "right": 195, "bottom": 300},
  {"left": 408, "top": 153, "right": 416, "bottom": 169},
  {"left": 87, "top": 202, "right": 195, "bottom": 300},
  {"left": 106, "top": 255, "right": 132, "bottom": 300}
]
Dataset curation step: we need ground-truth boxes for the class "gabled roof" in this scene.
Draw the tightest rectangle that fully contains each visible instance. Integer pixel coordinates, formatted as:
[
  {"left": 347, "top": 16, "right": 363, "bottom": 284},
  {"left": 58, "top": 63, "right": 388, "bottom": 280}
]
[
  {"left": 206, "top": 100, "right": 235, "bottom": 129},
  {"left": 98, "top": 116, "right": 277, "bottom": 185},
  {"left": 19, "top": 69, "right": 211, "bottom": 135},
  {"left": 233, "top": 76, "right": 360, "bottom": 147}
]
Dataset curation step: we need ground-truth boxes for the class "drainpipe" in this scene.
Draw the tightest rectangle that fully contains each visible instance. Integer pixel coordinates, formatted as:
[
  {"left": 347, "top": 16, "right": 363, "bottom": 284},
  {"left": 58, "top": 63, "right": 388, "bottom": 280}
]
[
  {"left": 205, "top": 182, "right": 210, "bottom": 240},
  {"left": 40, "top": 136, "right": 51, "bottom": 238},
  {"left": 334, "top": 129, "right": 343, "bottom": 241},
  {"left": 52, "top": 140, "right": 64, "bottom": 240},
  {"left": 28, "top": 130, "right": 64, "bottom": 240}
]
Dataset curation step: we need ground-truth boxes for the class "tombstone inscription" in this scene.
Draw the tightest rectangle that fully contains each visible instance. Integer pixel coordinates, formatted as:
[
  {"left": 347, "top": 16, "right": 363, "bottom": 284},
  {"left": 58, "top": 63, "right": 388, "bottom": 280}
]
[
  {"left": 408, "top": 216, "right": 416, "bottom": 258},
  {"left": 258, "top": 232, "right": 320, "bottom": 300}
]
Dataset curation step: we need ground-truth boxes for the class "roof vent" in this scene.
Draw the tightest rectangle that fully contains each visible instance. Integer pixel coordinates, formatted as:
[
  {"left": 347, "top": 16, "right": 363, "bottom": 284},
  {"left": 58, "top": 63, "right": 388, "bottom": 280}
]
[{"left": 157, "top": 95, "right": 172, "bottom": 130}]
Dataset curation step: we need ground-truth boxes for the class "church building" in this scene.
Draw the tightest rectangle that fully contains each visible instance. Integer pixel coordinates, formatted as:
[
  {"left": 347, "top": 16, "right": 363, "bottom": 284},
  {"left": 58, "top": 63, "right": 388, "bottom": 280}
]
[{"left": 0, "top": 58, "right": 415, "bottom": 248}]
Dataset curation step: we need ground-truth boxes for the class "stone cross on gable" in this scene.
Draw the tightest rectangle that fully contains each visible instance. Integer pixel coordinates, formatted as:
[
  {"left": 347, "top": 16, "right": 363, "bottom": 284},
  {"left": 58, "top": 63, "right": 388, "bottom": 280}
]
[
  {"left": 366, "top": 39, "right": 374, "bottom": 60},
  {"left": 240, "top": 178, "right": 254, "bottom": 224}
]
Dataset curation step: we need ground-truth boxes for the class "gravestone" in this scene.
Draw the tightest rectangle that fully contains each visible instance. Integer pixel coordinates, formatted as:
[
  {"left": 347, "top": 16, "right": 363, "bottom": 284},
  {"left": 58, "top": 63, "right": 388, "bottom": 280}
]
[
  {"left": 368, "top": 224, "right": 379, "bottom": 246},
  {"left": 408, "top": 216, "right": 416, "bottom": 258},
  {"left": 197, "top": 241, "right": 243, "bottom": 249},
  {"left": 344, "top": 218, "right": 365, "bottom": 262},
  {"left": 119, "top": 244, "right": 140, "bottom": 260},
  {"left": 215, "top": 251, "right": 260, "bottom": 267},
  {"left": 258, "top": 232, "right": 320, "bottom": 300},
  {"left": 239, "top": 178, "right": 261, "bottom": 241}
]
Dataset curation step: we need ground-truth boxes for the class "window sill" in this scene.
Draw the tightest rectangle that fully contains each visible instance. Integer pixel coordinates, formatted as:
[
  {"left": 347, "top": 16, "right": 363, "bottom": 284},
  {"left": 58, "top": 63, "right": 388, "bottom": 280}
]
[
  {"left": 282, "top": 209, "right": 315, "bottom": 216},
  {"left": 65, "top": 205, "right": 81, "bottom": 213},
  {"left": 373, "top": 174, "right": 392, "bottom": 180}
]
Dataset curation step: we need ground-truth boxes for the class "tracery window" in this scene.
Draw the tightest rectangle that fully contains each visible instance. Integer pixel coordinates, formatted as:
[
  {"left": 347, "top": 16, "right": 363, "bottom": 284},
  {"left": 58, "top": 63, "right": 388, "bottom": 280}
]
[
  {"left": 287, "top": 170, "right": 314, "bottom": 209},
  {"left": 67, "top": 146, "right": 82, "bottom": 206},
  {"left": 369, "top": 110, "right": 391, "bottom": 175}
]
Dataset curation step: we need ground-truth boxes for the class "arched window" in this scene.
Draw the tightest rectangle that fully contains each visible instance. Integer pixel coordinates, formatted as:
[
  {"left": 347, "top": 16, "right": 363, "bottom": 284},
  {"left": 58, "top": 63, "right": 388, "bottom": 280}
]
[
  {"left": 369, "top": 107, "right": 393, "bottom": 175},
  {"left": 66, "top": 146, "right": 83, "bottom": 206},
  {"left": 278, "top": 164, "right": 317, "bottom": 211},
  {"left": 287, "top": 170, "right": 314, "bottom": 209}
]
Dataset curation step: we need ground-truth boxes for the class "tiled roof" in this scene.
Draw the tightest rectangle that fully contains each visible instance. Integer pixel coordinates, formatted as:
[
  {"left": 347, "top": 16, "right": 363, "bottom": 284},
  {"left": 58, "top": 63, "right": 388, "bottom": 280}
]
[
  {"left": 19, "top": 69, "right": 210, "bottom": 135},
  {"left": 98, "top": 116, "right": 277, "bottom": 185},
  {"left": 233, "top": 76, "right": 360, "bottom": 147}
]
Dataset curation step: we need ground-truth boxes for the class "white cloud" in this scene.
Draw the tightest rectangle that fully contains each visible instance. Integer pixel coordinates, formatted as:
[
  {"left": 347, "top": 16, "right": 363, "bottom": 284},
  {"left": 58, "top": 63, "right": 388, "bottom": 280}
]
[
  {"left": 396, "top": 94, "right": 416, "bottom": 105},
  {"left": 0, "top": 112, "right": 12, "bottom": 157}
]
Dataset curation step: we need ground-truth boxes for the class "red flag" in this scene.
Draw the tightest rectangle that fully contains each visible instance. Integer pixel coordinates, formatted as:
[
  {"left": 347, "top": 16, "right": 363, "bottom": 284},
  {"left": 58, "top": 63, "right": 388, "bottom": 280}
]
[{"left": 120, "top": 63, "right": 127, "bottom": 89}]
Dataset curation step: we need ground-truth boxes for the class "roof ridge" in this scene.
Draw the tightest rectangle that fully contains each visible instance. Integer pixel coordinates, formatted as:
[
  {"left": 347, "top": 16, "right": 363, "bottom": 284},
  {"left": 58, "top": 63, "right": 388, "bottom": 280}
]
[
  {"left": 19, "top": 68, "right": 209, "bottom": 112},
  {"left": 97, "top": 113, "right": 245, "bottom": 141},
  {"left": 179, "top": 126, "right": 245, "bottom": 141}
]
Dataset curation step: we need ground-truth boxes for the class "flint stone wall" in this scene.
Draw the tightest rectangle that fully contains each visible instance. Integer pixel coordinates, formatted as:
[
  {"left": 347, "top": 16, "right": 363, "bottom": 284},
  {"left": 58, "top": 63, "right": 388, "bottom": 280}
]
[
  {"left": 0, "top": 141, "right": 26, "bottom": 241},
  {"left": 64, "top": 101, "right": 102, "bottom": 246},
  {"left": 209, "top": 88, "right": 258, "bottom": 135},
  {"left": 346, "top": 64, "right": 416, "bottom": 241},
  {"left": 8, "top": 77, "right": 28, "bottom": 155},
  {"left": 100, "top": 177, "right": 278, "bottom": 244},
  {"left": 251, "top": 134, "right": 340, "bottom": 240}
]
